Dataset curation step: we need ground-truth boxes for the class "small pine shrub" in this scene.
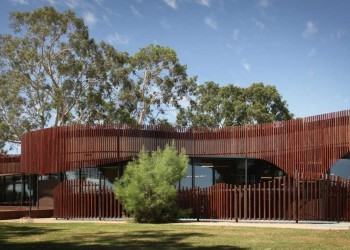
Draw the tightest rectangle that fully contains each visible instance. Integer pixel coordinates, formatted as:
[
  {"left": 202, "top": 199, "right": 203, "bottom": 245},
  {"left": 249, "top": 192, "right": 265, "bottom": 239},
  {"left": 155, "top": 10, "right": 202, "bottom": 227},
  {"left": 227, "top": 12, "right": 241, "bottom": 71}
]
[{"left": 114, "top": 142, "right": 189, "bottom": 223}]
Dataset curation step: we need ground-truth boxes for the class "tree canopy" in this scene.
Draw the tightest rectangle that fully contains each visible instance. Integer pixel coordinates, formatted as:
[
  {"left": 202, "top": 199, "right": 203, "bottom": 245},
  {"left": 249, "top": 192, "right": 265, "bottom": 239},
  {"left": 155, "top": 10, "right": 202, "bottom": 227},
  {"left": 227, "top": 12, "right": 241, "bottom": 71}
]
[
  {"left": 0, "top": 7, "right": 196, "bottom": 151},
  {"left": 114, "top": 143, "right": 189, "bottom": 223},
  {"left": 177, "top": 82, "right": 293, "bottom": 127},
  {"left": 130, "top": 44, "right": 197, "bottom": 124},
  {"left": 0, "top": 7, "right": 102, "bottom": 148},
  {"left": 0, "top": 7, "right": 293, "bottom": 152}
]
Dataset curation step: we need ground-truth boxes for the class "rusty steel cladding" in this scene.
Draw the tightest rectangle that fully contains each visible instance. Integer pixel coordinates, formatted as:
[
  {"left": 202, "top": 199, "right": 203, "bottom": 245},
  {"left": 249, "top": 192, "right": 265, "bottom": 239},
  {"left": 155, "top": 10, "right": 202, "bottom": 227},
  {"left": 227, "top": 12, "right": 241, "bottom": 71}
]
[
  {"left": 54, "top": 173, "right": 350, "bottom": 221},
  {"left": 0, "top": 154, "right": 21, "bottom": 174},
  {"left": 18, "top": 110, "right": 350, "bottom": 179}
]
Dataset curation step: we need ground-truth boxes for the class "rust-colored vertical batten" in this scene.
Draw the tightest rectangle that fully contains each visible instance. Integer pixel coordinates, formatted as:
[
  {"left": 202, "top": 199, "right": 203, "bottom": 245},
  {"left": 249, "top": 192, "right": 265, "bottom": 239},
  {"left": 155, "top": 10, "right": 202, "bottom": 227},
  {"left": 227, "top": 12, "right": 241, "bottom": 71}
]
[
  {"left": 0, "top": 154, "right": 21, "bottom": 174},
  {"left": 21, "top": 110, "right": 350, "bottom": 178},
  {"left": 175, "top": 174, "right": 350, "bottom": 221}
]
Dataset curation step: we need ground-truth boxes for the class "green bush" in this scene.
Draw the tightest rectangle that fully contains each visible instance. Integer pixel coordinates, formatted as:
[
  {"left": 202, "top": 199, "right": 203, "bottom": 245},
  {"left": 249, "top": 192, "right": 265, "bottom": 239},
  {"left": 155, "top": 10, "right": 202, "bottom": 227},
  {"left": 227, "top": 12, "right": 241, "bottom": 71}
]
[{"left": 114, "top": 142, "right": 189, "bottom": 223}]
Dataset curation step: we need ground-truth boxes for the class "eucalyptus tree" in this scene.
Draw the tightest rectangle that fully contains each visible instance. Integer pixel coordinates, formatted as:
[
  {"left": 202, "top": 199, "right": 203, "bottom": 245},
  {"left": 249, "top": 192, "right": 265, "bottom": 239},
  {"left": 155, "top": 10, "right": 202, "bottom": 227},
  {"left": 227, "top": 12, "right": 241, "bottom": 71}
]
[
  {"left": 244, "top": 82, "right": 293, "bottom": 124},
  {"left": 130, "top": 44, "right": 197, "bottom": 124},
  {"left": 177, "top": 82, "right": 293, "bottom": 127},
  {"left": 0, "top": 7, "right": 131, "bottom": 150}
]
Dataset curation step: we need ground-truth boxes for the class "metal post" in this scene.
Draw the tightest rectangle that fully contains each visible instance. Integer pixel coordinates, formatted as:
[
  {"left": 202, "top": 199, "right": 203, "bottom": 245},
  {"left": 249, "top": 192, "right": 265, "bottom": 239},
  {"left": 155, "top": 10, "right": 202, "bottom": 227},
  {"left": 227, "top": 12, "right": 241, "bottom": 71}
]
[
  {"left": 245, "top": 125, "right": 248, "bottom": 186},
  {"left": 20, "top": 174, "right": 25, "bottom": 206},
  {"left": 36, "top": 175, "right": 39, "bottom": 210},
  {"left": 245, "top": 158, "right": 248, "bottom": 185},
  {"left": 295, "top": 170, "right": 299, "bottom": 223},
  {"left": 244, "top": 125, "right": 248, "bottom": 219},
  {"left": 99, "top": 167, "right": 102, "bottom": 221},
  {"left": 60, "top": 172, "right": 64, "bottom": 219},
  {"left": 191, "top": 158, "right": 195, "bottom": 188},
  {"left": 12, "top": 175, "right": 15, "bottom": 203},
  {"left": 196, "top": 187, "right": 200, "bottom": 222},
  {"left": 29, "top": 174, "right": 32, "bottom": 218}
]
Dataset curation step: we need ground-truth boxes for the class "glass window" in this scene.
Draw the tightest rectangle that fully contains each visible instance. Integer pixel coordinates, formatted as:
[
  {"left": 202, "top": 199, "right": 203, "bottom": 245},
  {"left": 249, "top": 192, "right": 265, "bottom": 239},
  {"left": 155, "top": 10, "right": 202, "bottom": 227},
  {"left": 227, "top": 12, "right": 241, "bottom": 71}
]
[
  {"left": 0, "top": 175, "right": 31, "bottom": 206},
  {"left": 103, "top": 166, "right": 120, "bottom": 188},
  {"left": 65, "top": 170, "right": 78, "bottom": 180},
  {"left": 39, "top": 174, "right": 60, "bottom": 181},
  {"left": 194, "top": 164, "right": 213, "bottom": 188},
  {"left": 179, "top": 165, "right": 192, "bottom": 189},
  {"left": 329, "top": 159, "right": 350, "bottom": 180},
  {"left": 81, "top": 168, "right": 100, "bottom": 185}
]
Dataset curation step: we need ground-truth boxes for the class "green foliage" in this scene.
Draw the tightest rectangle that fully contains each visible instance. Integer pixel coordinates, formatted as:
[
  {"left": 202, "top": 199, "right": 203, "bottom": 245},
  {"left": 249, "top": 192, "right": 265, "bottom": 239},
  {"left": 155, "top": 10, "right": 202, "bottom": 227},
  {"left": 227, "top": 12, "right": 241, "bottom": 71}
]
[
  {"left": 177, "top": 82, "right": 293, "bottom": 127},
  {"left": 0, "top": 7, "right": 197, "bottom": 151},
  {"left": 0, "top": 7, "right": 292, "bottom": 153},
  {"left": 130, "top": 44, "right": 197, "bottom": 124},
  {"left": 114, "top": 143, "right": 189, "bottom": 223},
  {"left": 0, "top": 6, "right": 101, "bottom": 146}
]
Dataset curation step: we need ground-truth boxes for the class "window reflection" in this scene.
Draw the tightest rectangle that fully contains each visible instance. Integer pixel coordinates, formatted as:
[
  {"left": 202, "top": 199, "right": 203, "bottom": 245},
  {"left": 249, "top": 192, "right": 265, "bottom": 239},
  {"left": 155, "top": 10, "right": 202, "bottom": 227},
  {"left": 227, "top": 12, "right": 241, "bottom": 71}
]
[
  {"left": 179, "top": 165, "right": 192, "bottom": 189},
  {"left": 178, "top": 157, "right": 287, "bottom": 188},
  {"left": 194, "top": 164, "right": 213, "bottom": 188},
  {"left": 0, "top": 175, "right": 31, "bottom": 206}
]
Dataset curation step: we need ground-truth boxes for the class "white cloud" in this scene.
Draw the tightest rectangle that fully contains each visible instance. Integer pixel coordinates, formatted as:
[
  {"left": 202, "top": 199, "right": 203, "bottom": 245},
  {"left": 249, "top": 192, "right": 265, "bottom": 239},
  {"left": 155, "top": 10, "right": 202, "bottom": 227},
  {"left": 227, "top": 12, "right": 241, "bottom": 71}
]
[
  {"left": 235, "top": 46, "right": 243, "bottom": 55},
  {"left": 333, "top": 29, "right": 346, "bottom": 39},
  {"left": 130, "top": 5, "right": 142, "bottom": 18},
  {"left": 243, "top": 62, "right": 251, "bottom": 72},
  {"left": 160, "top": 19, "right": 171, "bottom": 29},
  {"left": 47, "top": 0, "right": 57, "bottom": 5},
  {"left": 41, "top": 0, "right": 57, "bottom": 5},
  {"left": 204, "top": 17, "right": 218, "bottom": 30},
  {"left": 10, "top": 0, "right": 28, "bottom": 4},
  {"left": 197, "top": 0, "right": 210, "bottom": 7},
  {"left": 307, "top": 70, "right": 314, "bottom": 78},
  {"left": 303, "top": 21, "right": 318, "bottom": 38},
  {"left": 65, "top": 0, "right": 79, "bottom": 9},
  {"left": 164, "top": 0, "right": 177, "bottom": 9},
  {"left": 307, "top": 48, "right": 316, "bottom": 58},
  {"left": 102, "top": 15, "right": 112, "bottom": 27},
  {"left": 259, "top": 0, "right": 269, "bottom": 8},
  {"left": 107, "top": 33, "right": 130, "bottom": 46},
  {"left": 83, "top": 11, "right": 97, "bottom": 26},
  {"left": 232, "top": 29, "right": 239, "bottom": 40},
  {"left": 254, "top": 19, "right": 265, "bottom": 30}
]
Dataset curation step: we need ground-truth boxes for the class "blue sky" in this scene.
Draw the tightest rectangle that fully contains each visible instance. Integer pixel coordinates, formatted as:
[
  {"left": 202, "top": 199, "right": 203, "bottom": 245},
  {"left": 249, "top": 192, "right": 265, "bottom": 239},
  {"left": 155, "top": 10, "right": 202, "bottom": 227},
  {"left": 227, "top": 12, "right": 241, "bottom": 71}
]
[{"left": 1, "top": 0, "right": 350, "bottom": 118}]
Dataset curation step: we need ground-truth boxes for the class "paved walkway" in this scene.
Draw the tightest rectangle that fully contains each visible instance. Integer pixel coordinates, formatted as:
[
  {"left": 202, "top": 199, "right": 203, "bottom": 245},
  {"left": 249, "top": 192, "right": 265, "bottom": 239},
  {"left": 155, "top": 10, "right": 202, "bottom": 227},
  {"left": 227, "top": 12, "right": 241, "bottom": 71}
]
[
  {"left": 177, "top": 220, "right": 350, "bottom": 230},
  {"left": 1, "top": 218, "right": 350, "bottom": 230}
]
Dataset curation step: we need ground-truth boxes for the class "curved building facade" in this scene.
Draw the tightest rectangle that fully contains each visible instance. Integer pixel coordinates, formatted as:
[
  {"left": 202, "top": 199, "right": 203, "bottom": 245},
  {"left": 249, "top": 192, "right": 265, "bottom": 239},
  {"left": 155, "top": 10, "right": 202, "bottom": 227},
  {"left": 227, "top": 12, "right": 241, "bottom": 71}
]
[
  {"left": 0, "top": 110, "right": 349, "bottom": 220},
  {"left": 18, "top": 109, "right": 350, "bottom": 178}
]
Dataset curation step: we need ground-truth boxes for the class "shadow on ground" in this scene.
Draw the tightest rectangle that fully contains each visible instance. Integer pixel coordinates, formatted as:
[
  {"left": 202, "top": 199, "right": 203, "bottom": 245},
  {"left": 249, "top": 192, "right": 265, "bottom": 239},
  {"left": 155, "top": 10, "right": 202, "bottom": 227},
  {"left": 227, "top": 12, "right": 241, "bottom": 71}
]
[{"left": 0, "top": 224, "right": 247, "bottom": 250}]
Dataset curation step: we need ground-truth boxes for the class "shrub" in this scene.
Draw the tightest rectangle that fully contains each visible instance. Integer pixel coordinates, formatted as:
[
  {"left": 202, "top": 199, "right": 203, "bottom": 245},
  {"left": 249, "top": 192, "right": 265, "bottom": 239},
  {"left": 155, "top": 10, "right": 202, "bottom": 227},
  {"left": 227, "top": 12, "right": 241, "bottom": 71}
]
[{"left": 114, "top": 142, "right": 189, "bottom": 223}]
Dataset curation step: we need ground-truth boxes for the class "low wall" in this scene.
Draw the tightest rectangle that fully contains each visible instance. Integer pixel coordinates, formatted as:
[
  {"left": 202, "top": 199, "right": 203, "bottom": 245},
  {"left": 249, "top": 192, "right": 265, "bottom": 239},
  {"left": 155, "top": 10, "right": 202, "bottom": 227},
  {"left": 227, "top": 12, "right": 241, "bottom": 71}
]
[{"left": 0, "top": 208, "right": 53, "bottom": 220}]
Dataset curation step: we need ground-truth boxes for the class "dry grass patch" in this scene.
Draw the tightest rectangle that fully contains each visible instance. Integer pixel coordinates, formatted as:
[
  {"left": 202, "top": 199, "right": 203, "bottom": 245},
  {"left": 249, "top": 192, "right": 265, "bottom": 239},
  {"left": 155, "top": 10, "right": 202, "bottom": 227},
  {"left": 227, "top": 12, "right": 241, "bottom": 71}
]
[{"left": 0, "top": 222, "right": 349, "bottom": 249}]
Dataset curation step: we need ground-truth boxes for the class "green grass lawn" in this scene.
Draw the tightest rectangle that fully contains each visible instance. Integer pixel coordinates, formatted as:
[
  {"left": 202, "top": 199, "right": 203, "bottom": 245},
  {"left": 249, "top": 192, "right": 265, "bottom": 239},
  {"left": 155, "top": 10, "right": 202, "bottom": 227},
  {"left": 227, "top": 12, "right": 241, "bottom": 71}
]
[{"left": 0, "top": 221, "right": 349, "bottom": 250}]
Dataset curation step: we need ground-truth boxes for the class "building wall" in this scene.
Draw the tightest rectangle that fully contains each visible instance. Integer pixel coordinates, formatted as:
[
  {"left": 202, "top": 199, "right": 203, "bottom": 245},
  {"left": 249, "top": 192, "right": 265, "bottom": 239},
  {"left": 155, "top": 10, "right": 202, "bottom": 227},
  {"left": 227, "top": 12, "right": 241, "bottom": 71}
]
[{"left": 19, "top": 110, "right": 350, "bottom": 179}]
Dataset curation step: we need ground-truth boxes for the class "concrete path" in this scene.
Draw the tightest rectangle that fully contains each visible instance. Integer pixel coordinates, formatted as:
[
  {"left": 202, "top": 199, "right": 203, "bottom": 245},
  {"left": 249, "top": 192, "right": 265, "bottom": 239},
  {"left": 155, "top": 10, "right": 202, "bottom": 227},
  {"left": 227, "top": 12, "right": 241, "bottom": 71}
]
[
  {"left": 177, "top": 220, "right": 350, "bottom": 230},
  {"left": 1, "top": 218, "right": 350, "bottom": 230}
]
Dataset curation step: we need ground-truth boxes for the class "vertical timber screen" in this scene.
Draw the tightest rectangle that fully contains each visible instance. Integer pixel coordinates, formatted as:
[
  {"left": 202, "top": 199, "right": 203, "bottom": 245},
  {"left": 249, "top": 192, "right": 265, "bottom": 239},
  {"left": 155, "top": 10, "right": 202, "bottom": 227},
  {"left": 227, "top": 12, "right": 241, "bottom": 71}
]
[
  {"left": 177, "top": 174, "right": 350, "bottom": 222},
  {"left": 54, "top": 174, "right": 350, "bottom": 221},
  {"left": 53, "top": 179, "right": 123, "bottom": 219}
]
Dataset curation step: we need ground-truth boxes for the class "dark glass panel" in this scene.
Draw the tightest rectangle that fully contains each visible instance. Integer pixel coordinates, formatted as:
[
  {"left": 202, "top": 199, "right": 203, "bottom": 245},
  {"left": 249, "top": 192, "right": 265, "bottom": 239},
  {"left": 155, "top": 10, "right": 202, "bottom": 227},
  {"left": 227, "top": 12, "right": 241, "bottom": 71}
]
[
  {"left": 103, "top": 166, "right": 120, "bottom": 188},
  {"left": 194, "top": 164, "right": 213, "bottom": 188},
  {"left": 180, "top": 165, "right": 192, "bottom": 189}
]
